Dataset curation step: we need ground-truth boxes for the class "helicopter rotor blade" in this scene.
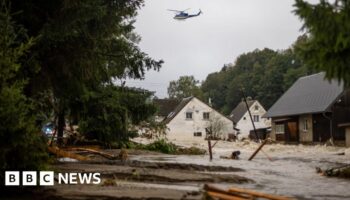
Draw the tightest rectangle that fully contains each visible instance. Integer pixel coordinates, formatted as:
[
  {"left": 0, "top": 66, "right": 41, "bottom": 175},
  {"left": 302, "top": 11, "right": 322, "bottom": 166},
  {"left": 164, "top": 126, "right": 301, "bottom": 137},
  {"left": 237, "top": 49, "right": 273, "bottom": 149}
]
[
  {"left": 167, "top": 9, "right": 182, "bottom": 13},
  {"left": 167, "top": 8, "right": 190, "bottom": 13}
]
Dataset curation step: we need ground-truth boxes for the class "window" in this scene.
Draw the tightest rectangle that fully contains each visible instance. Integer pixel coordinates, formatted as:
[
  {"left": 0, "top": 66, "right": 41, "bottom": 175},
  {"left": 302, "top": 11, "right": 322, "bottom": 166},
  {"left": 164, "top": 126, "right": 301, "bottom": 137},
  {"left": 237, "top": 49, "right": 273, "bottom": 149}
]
[
  {"left": 254, "top": 105, "right": 259, "bottom": 110},
  {"left": 203, "top": 112, "right": 210, "bottom": 120},
  {"left": 303, "top": 119, "right": 308, "bottom": 131},
  {"left": 275, "top": 124, "right": 285, "bottom": 134},
  {"left": 194, "top": 132, "right": 202, "bottom": 137},
  {"left": 253, "top": 115, "right": 260, "bottom": 122},
  {"left": 243, "top": 117, "right": 246, "bottom": 120},
  {"left": 186, "top": 112, "right": 192, "bottom": 119}
]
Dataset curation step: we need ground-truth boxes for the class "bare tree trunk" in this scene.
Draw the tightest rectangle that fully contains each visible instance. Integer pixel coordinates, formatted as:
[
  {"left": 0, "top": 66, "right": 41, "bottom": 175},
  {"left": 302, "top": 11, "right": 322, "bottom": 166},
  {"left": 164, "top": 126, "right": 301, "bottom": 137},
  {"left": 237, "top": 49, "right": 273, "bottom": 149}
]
[{"left": 57, "top": 110, "right": 65, "bottom": 146}]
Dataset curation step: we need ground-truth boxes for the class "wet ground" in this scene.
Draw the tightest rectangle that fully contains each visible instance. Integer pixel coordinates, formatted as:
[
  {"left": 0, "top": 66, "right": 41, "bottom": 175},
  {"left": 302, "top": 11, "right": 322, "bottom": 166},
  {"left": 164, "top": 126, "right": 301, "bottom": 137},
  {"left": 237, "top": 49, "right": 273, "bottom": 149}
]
[
  {"left": 9, "top": 141, "right": 349, "bottom": 200},
  {"left": 129, "top": 140, "right": 350, "bottom": 200}
]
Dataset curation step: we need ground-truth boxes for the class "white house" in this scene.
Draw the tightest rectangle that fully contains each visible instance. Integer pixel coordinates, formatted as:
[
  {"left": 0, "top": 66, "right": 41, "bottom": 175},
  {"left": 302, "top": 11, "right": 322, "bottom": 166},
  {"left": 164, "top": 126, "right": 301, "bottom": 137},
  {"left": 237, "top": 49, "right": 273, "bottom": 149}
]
[
  {"left": 155, "top": 97, "right": 235, "bottom": 142},
  {"left": 229, "top": 99, "right": 271, "bottom": 138}
]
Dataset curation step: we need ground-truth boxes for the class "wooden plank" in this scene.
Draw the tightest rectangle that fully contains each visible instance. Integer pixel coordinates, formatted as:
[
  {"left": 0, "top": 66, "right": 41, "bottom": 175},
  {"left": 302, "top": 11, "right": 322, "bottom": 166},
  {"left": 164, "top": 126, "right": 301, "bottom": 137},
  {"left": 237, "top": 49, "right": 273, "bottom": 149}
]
[
  {"left": 228, "top": 187, "right": 293, "bottom": 200},
  {"left": 248, "top": 139, "right": 268, "bottom": 161},
  {"left": 48, "top": 146, "right": 89, "bottom": 161},
  {"left": 207, "top": 191, "right": 248, "bottom": 200},
  {"left": 204, "top": 184, "right": 250, "bottom": 199}
]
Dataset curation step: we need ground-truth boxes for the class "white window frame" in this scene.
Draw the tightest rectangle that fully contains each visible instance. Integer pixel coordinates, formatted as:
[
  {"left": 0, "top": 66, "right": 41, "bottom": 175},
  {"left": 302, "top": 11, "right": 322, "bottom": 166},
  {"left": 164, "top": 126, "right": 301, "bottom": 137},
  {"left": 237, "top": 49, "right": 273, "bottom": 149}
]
[
  {"left": 253, "top": 115, "right": 260, "bottom": 122},
  {"left": 186, "top": 112, "right": 193, "bottom": 120},
  {"left": 275, "top": 124, "right": 285, "bottom": 134},
  {"left": 194, "top": 132, "right": 202, "bottom": 137},
  {"left": 303, "top": 119, "right": 308, "bottom": 131},
  {"left": 203, "top": 112, "right": 210, "bottom": 120}
]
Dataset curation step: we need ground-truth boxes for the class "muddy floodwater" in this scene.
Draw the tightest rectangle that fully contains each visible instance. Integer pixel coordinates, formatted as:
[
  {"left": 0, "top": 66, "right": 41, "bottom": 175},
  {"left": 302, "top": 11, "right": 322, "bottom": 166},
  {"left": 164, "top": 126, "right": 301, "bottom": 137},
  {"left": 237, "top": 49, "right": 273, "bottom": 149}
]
[{"left": 131, "top": 140, "right": 350, "bottom": 200}]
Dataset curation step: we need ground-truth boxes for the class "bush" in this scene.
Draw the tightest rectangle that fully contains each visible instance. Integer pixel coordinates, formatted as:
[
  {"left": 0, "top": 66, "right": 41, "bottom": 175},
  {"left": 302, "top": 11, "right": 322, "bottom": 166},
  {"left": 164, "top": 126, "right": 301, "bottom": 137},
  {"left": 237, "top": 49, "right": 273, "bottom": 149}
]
[
  {"left": 176, "top": 146, "right": 206, "bottom": 155},
  {"left": 143, "top": 139, "right": 177, "bottom": 154},
  {"left": 140, "top": 139, "right": 206, "bottom": 155}
]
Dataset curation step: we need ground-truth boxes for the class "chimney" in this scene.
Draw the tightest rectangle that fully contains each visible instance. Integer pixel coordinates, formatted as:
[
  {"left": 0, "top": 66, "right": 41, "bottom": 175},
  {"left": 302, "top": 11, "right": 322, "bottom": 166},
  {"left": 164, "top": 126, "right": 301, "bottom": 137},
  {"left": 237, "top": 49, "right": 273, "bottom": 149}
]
[{"left": 208, "top": 98, "right": 212, "bottom": 107}]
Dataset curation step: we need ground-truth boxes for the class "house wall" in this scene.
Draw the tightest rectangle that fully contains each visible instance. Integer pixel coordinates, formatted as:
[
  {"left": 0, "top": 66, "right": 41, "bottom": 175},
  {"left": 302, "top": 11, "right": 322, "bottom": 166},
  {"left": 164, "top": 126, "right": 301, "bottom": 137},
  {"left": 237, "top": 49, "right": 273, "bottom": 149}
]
[
  {"left": 298, "top": 114, "right": 313, "bottom": 142},
  {"left": 312, "top": 114, "right": 332, "bottom": 142},
  {"left": 270, "top": 122, "right": 276, "bottom": 141},
  {"left": 346, "top": 127, "right": 350, "bottom": 147},
  {"left": 236, "top": 101, "right": 271, "bottom": 138},
  {"left": 270, "top": 116, "right": 299, "bottom": 142},
  {"left": 166, "top": 98, "right": 234, "bottom": 142}
]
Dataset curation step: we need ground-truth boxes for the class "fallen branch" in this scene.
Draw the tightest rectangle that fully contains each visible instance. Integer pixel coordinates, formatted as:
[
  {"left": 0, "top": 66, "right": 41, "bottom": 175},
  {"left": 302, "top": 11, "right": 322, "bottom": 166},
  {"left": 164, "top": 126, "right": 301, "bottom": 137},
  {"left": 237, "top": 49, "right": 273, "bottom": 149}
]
[
  {"left": 48, "top": 146, "right": 89, "bottom": 161},
  {"left": 65, "top": 147, "right": 117, "bottom": 160}
]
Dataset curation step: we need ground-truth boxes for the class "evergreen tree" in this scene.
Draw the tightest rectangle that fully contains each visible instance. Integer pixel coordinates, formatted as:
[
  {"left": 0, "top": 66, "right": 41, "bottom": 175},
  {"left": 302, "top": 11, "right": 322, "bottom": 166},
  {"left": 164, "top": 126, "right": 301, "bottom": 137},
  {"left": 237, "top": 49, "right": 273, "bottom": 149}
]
[
  {"left": 294, "top": 0, "right": 350, "bottom": 85},
  {"left": 10, "top": 0, "right": 163, "bottom": 145},
  {"left": 0, "top": 2, "right": 47, "bottom": 185},
  {"left": 78, "top": 85, "right": 157, "bottom": 146}
]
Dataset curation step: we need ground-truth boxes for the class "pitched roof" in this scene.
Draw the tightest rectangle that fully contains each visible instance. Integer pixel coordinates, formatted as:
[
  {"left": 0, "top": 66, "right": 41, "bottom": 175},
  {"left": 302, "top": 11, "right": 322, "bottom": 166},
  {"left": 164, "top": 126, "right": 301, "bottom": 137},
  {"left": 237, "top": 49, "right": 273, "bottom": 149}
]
[
  {"left": 163, "top": 96, "right": 194, "bottom": 124},
  {"left": 153, "top": 98, "right": 181, "bottom": 117},
  {"left": 230, "top": 100, "right": 256, "bottom": 123},
  {"left": 265, "top": 72, "right": 344, "bottom": 118}
]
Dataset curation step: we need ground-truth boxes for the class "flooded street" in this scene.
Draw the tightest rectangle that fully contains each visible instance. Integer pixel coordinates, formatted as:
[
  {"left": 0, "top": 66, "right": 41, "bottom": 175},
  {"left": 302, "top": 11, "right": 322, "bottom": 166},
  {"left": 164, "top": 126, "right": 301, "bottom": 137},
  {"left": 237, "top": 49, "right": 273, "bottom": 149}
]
[{"left": 131, "top": 141, "right": 350, "bottom": 200}]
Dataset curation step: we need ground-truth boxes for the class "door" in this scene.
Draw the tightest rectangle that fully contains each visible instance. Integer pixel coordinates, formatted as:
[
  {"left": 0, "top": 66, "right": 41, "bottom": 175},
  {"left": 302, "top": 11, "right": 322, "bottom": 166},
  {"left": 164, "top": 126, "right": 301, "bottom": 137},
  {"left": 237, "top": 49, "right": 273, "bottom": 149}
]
[{"left": 287, "top": 122, "right": 298, "bottom": 142}]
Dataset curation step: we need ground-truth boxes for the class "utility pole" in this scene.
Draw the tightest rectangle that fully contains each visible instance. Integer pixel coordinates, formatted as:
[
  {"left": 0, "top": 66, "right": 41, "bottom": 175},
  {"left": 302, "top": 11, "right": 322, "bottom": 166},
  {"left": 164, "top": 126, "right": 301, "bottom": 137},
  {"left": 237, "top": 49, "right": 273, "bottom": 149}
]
[{"left": 240, "top": 87, "right": 260, "bottom": 142}]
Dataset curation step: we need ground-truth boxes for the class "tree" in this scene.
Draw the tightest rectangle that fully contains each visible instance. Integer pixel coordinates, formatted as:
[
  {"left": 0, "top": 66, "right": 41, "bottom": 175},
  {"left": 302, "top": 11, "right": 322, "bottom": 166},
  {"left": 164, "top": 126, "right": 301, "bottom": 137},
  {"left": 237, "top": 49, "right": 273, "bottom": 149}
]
[
  {"left": 294, "top": 0, "right": 350, "bottom": 85},
  {"left": 78, "top": 85, "right": 157, "bottom": 146},
  {"left": 205, "top": 111, "right": 226, "bottom": 140},
  {"left": 10, "top": 0, "right": 163, "bottom": 145},
  {"left": 0, "top": 2, "right": 47, "bottom": 185},
  {"left": 201, "top": 46, "right": 317, "bottom": 114},
  {"left": 167, "top": 76, "right": 203, "bottom": 99}
]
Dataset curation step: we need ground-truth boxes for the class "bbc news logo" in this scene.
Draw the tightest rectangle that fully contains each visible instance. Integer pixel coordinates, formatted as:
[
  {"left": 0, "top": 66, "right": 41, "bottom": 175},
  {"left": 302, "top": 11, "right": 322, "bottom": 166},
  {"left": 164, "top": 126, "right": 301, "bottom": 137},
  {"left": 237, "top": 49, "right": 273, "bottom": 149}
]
[{"left": 5, "top": 171, "right": 101, "bottom": 186}]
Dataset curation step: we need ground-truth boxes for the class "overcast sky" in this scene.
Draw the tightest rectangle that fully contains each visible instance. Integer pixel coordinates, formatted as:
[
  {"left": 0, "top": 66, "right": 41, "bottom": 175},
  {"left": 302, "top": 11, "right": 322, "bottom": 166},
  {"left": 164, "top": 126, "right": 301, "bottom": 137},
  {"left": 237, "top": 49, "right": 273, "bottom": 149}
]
[{"left": 125, "top": 0, "right": 317, "bottom": 98}]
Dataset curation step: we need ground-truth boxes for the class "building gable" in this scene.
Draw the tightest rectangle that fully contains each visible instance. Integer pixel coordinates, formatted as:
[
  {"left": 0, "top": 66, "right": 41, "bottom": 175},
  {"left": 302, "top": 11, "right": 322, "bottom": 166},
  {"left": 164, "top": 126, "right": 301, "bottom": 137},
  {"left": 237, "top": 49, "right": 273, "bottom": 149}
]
[
  {"left": 265, "top": 72, "right": 344, "bottom": 118},
  {"left": 165, "top": 97, "right": 233, "bottom": 125}
]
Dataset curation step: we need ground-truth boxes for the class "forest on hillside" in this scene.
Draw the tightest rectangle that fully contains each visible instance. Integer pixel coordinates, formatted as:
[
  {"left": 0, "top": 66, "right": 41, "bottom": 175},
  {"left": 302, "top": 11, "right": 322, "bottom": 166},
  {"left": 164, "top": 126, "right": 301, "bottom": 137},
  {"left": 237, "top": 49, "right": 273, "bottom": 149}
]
[{"left": 200, "top": 37, "right": 319, "bottom": 114}]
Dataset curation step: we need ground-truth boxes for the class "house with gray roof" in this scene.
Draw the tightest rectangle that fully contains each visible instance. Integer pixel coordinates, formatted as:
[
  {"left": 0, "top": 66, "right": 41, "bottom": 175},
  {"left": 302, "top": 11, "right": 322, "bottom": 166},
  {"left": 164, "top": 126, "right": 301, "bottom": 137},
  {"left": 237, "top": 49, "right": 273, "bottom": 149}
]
[
  {"left": 265, "top": 72, "right": 350, "bottom": 143},
  {"left": 229, "top": 99, "right": 270, "bottom": 139},
  {"left": 154, "top": 97, "right": 235, "bottom": 142}
]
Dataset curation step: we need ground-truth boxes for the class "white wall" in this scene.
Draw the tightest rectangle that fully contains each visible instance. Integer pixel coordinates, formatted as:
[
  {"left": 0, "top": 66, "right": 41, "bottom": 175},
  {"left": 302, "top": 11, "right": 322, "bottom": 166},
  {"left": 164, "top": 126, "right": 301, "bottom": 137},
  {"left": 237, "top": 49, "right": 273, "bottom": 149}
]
[
  {"left": 166, "top": 98, "right": 234, "bottom": 142},
  {"left": 236, "top": 101, "right": 271, "bottom": 138}
]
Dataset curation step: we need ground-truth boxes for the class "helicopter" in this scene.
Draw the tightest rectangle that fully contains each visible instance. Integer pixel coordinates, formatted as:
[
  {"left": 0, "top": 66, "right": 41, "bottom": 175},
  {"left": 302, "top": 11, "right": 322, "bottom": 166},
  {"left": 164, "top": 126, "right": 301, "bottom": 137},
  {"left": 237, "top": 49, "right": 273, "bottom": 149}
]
[{"left": 168, "top": 8, "right": 202, "bottom": 20}]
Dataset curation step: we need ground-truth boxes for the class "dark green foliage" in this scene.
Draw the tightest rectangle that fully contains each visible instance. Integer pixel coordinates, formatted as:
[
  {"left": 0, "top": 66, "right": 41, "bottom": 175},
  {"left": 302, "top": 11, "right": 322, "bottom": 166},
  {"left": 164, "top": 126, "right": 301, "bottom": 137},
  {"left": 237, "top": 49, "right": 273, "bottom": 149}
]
[
  {"left": 143, "top": 139, "right": 177, "bottom": 154},
  {"left": 201, "top": 46, "right": 317, "bottom": 114},
  {"left": 0, "top": 2, "right": 48, "bottom": 185},
  {"left": 135, "top": 139, "right": 206, "bottom": 155},
  {"left": 78, "top": 85, "right": 157, "bottom": 146},
  {"left": 294, "top": 0, "right": 350, "bottom": 86},
  {"left": 10, "top": 0, "right": 163, "bottom": 145},
  {"left": 175, "top": 146, "right": 206, "bottom": 155},
  {"left": 168, "top": 75, "right": 204, "bottom": 100}
]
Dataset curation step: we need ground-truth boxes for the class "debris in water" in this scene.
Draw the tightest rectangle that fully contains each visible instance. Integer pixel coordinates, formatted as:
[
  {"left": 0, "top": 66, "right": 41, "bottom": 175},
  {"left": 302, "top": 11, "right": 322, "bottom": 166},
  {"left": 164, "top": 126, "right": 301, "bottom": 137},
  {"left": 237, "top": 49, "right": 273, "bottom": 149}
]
[
  {"left": 204, "top": 184, "right": 294, "bottom": 200},
  {"left": 220, "top": 151, "right": 241, "bottom": 160}
]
